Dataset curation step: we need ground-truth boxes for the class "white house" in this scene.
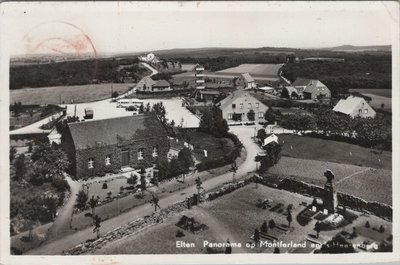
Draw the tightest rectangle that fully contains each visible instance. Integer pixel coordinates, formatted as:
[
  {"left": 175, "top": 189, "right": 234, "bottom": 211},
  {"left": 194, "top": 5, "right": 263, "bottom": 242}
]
[
  {"left": 236, "top": 73, "right": 257, "bottom": 89},
  {"left": 333, "top": 96, "right": 376, "bottom": 118},
  {"left": 263, "top": 134, "right": 279, "bottom": 146}
]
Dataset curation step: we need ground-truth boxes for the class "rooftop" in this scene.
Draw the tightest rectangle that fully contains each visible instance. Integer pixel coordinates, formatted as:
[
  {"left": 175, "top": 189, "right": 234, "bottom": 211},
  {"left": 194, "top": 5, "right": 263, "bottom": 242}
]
[{"left": 68, "top": 114, "right": 167, "bottom": 150}]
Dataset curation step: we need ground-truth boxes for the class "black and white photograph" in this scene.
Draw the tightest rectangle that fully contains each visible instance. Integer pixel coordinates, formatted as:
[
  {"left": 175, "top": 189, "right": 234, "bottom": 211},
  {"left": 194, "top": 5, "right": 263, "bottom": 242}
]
[{"left": 0, "top": 1, "right": 399, "bottom": 264}]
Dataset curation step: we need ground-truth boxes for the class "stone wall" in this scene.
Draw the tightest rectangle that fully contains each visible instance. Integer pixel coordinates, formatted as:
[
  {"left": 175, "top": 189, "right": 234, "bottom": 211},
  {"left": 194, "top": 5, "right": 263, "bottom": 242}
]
[
  {"left": 64, "top": 198, "right": 190, "bottom": 255},
  {"left": 260, "top": 176, "right": 392, "bottom": 221}
]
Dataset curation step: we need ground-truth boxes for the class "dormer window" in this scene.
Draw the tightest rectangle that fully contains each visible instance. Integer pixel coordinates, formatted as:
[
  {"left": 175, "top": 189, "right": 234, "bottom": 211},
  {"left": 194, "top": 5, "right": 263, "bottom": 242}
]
[
  {"left": 105, "top": 155, "right": 111, "bottom": 166},
  {"left": 88, "top": 158, "right": 94, "bottom": 169},
  {"left": 152, "top": 146, "right": 158, "bottom": 157}
]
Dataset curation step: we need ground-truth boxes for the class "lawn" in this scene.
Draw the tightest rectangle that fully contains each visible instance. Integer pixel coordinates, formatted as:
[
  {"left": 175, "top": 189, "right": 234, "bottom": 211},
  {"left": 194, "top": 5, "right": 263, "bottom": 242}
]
[
  {"left": 218, "top": 64, "right": 283, "bottom": 77},
  {"left": 10, "top": 83, "right": 133, "bottom": 105},
  {"left": 179, "top": 131, "right": 236, "bottom": 163},
  {"left": 268, "top": 157, "right": 392, "bottom": 205},
  {"left": 92, "top": 185, "right": 392, "bottom": 254},
  {"left": 278, "top": 135, "right": 392, "bottom": 170}
]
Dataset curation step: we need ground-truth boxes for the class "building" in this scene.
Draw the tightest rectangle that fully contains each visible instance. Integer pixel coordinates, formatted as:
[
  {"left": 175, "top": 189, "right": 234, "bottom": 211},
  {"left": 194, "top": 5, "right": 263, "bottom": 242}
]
[
  {"left": 291, "top": 78, "right": 331, "bottom": 99},
  {"left": 235, "top": 73, "right": 257, "bottom": 89},
  {"left": 196, "top": 90, "right": 221, "bottom": 102},
  {"left": 194, "top": 64, "right": 205, "bottom": 90},
  {"left": 263, "top": 134, "right": 279, "bottom": 147},
  {"left": 282, "top": 86, "right": 301, "bottom": 99},
  {"left": 151, "top": 80, "right": 171, "bottom": 92},
  {"left": 136, "top": 76, "right": 157, "bottom": 92},
  {"left": 216, "top": 90, "right": 269, "bottom": 124},
  {"left": 62, "top": 114, "right": 169, "bottom": 178},
  {"left": 333, "top": 96, "right": 376, "bottom": 118}
]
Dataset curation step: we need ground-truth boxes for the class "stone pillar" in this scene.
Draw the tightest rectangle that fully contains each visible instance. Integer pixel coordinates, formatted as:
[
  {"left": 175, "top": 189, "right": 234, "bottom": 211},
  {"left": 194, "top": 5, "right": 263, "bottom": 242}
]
[{"left": 323, "top": 170, "right": 338, "bottom": 213}]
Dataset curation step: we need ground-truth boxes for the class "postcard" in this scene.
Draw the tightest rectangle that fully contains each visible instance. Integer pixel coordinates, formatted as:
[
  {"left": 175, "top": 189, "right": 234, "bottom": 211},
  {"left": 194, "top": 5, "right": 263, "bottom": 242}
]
[{"left": 0, "top": 1, "right": 399, "bottom": 264}]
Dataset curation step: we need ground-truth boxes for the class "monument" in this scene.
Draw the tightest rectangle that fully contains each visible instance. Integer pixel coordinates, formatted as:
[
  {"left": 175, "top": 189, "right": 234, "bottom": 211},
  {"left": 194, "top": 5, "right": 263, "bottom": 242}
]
[{"left": 323, "top": 169, "right": 338, "bottom": 213}]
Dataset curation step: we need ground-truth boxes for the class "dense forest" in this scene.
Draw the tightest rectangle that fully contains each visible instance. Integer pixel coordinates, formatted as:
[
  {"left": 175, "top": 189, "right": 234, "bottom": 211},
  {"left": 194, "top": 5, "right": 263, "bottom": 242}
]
[
  {"left": 10, "top": 57, "right": 148, "bottom": 89},
  {"left": 282, "top": 53, "right": 391, "bottom": 94}
]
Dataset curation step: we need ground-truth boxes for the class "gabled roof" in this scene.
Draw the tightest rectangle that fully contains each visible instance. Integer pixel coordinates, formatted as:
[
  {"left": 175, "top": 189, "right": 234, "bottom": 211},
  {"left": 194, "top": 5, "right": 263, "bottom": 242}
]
[
  {"left": 153, "top": 80, "right": 170, "bottom": 87},
  {"left": 303, "top": 80, "right": 329, "bottom": 94},
  {"left": 217, "top": 90, "right": 266, "bottom": 110},
  {"left": 241, "top": 73, "right": 255, "bottom": 83},
  {"left": 68, "top": 114, "right": 167, "bottom": 150},
  {"left": 263, "top": 134, "right": 279, "bottom": 146},
  {"left": 285, "top": 86, "right": 300, "bottom": 95},
  {"left": 292, "top": 78, "right": 312, "bottom": 87},
  {"left": 139, "top": 76, "right": 157, "bottom": 87},
  {"left": 333, "top": 96, "right": 368, "bottom": 115}
]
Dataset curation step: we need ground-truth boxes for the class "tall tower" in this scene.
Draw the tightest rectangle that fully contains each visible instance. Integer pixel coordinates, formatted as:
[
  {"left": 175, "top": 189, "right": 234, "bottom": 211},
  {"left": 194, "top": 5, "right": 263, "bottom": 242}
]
[
  {"left": 323, "top": 170, "right": 338, "bottom": 213},
  {"left": 195, "top": 64, "right": 205, "bottom": 90}
]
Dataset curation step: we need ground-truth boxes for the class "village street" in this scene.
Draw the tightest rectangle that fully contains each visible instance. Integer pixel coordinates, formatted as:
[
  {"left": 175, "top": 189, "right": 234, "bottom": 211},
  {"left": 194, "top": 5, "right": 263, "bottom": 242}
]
[{"left": 25, "top": 126, "right": 262, "bottom": 255}]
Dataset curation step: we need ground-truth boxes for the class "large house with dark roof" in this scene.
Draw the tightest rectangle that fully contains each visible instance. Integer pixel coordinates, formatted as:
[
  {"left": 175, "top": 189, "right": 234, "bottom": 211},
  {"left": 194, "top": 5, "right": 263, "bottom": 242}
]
[
  {"left": 62, "top": 114, "right": 169, "bottom": 178},
  {"left": 291, "top": 78, "right": 331, "bottom": 99},
  {"left": 216, "top": 90, "right": 269, "bottom": 124}
]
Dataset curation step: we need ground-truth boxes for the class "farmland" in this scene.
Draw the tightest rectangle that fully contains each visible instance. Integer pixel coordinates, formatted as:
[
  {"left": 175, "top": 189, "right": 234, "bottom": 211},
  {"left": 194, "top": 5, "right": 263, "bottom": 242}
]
[
  {"left": 278, "top": 135, "right": 392, "bottom": 170},
  {"left": 10, "top": 83, "right": 132, "bottom": 105},
  {"left": 218, "top": 63, "right": 283, "bottom": 77},
  {"left": 349, "top": 89, "right": 391, "bottom": 98}
]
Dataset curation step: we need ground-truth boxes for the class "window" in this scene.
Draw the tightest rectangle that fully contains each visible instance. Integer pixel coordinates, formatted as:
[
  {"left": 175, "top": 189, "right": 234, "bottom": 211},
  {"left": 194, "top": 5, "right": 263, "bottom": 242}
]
[
  {"left": 232, "top": 104, "right": 236, "bottom": 109},
  {"left": 138, "top": 148, "right": 144, "bottom": 160},
  {"left": 105, "top": 155, "right": 111, "bottom": 166},
  {"left": 255, "top": 103, "right": 259, "bottom": 108},
  {"left": 358, "top": 109, "right": 362, "bottom": 114},
  {"left": 248, "top": 103, "right": 252, "bottom": 108},
  {"left": 240, "top": 103, "right": 244, "bottom": 109},
  {"left": 364, "top": 109, "right": 368, "bottom": 114},
  {"left": 152, "top": 146, "right": 158, "bottom": 157},
  {"left": 88, "top": 158, "right": 94, "bottom": 169},
  {"left": 228, "top": 113, "right": 233, "bottom": 120},
  {"left": 258, "top": 112, "right": 264, "bottom": 119}
]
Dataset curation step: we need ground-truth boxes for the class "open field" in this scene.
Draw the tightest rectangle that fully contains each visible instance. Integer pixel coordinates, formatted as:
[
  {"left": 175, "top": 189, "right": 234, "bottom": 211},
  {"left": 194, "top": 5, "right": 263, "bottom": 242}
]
[
  {"left": 218, "top": 64, "right": 283, "bottom": 77},
  {"left": 349, "top": 89, "right": 391, "bottom": 98},
  {"left": 94, "top": 185, "right": 392, "bottom": 254},
  {"left": 278, "top": 135, "right": 392, "bottom": 170},
  {"left": 10, "top": 83, "right": 133, "bottom": 105},
  {"left": 268, "top": 157, "right": 392, "bottom": 205}
]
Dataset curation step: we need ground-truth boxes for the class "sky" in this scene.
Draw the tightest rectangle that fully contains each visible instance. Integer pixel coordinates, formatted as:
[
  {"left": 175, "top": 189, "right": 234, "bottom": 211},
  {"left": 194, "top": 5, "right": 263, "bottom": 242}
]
[{"left": 0, "top": 1, "right": 398, "bottom": 55}]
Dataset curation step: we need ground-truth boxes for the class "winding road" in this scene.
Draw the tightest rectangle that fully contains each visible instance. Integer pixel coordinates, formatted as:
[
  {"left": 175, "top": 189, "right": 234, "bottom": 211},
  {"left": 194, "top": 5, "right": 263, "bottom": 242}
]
[{"left": 26, "top": 126, "right": 261, "bottom": 255}]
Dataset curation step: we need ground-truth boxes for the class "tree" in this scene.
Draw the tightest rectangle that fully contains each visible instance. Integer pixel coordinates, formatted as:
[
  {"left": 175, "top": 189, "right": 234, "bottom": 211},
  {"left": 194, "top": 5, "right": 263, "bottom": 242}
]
[
  {"left": 273, "top": 247, "right": 280, "bottom": 253},
  {"left": 10, "top": 146, "right": 17, "bottom": 162},
  {"left": 255, "top": 143, "right": 282, "bottom": 173},
  {"left": 112, "top": 91, "right": 119, "bottom": 98},
  {"left": 264, "top": 108, "right": 276, "bottom": 124},
  {"left": 14, "top": 154, "right": 27, "bottom": 181},
  {"left": 92, "top": 215, "right": 102, "bottom": 239},
  {"left": 76, "top": 189, "right": 89, "bottom": 210},
  {"left": 150, "top": 194, "right": 161, "bottom": 212},
  {"left": 140, "top": 168, "right": 147, "bottom": 192},
  {"left": 257, "top": 129, "right": 267, "bottom": 143},
  {"left": 365, "top": 221, "right": 370, "bottom": 228},
  {"left": 151, "top": 102, "right": 168, "bottom": 124},
  {"left": 260, "top": 220, "right": 268, "bottom": 233},
  {"left": 127, "top": 173, "right": 138, "bottom": 186},
  {"left": 88, "top": 195, "right": 99, "bottom": 216},
  {"left": 269, "top": 219, "right": 276, "bottom": 229},
  {"left": 10, "top": 101, "right": 23, "bottom": 117},
  {"left": 199, "top": 108, "right": 229, "bottom": 137},
  {"left": 178, "top": 147, "right": 194, "bottom": 173},
  {"left": 224, "top": 239, "right": 232, "bottom": 254},
  {"left": 254, "top": 228, "right": 260, "bottom": 245},
  {"left": 286, "top": 211, "right": 293, "bottom": 228},
  {"left": 43, "top": 197, "right": 58, "bottom": 220},
  {"left": 314, "top": 221, "right": 321, "bottom": 238},
  {"left": 195, "top": 176, "right": 203, "bottom": 197},
  {"left": 247, "top": 109, "right": 255, "bottom": 121}
]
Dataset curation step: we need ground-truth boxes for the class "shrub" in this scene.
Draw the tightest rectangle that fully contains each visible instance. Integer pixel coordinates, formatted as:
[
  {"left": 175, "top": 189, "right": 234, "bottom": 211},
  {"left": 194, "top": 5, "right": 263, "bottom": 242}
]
[
  {"left": 52, "top": 178, "right": 70, "bottom": 192},
  {"left": 102, "top": 183, "right": 108, "bottom": 189},
  {"left": 379, "top": 225, "right": 385, "bottom": 233},
  {"left": 365, "top": 221, "right": 370, "bottom": 228},
  {"left": 176, "top": 230, "right": 185, "bottom": 238},
  {"left": 269, "top": 219, "right": 276, "bottom": 229}
]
